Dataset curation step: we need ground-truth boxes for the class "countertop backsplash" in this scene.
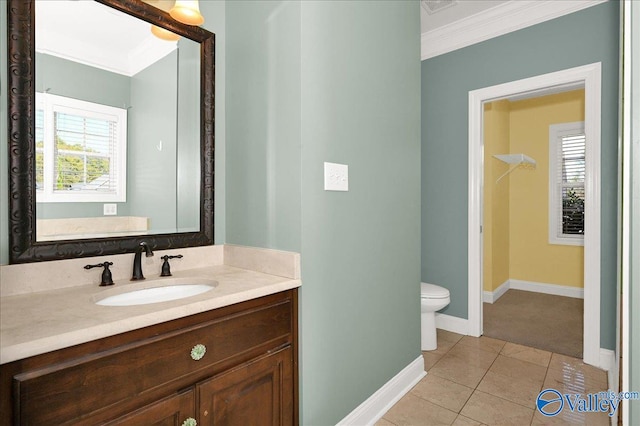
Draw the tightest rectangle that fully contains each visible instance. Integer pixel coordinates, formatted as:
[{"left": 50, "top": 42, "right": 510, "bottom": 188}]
[{"left": 0, "top": 244, "right": 300, "bottom": 297}]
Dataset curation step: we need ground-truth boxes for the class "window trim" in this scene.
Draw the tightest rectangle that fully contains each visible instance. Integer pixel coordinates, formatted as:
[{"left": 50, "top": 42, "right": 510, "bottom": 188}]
[
  {"left": 548, "top": 121, "right": 585, "bottom": 246},
  {"left": 35, "top": 92, "right": 127, "bottom": 203}
]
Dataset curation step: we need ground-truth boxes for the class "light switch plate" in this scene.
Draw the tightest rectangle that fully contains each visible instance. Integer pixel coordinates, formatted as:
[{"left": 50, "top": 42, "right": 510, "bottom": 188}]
[
  {"left": 103, "top": 203, "right": 117, "bottom": 216},
  {"left": 324, "top": 162, "right": 348, "bottom": 191}
]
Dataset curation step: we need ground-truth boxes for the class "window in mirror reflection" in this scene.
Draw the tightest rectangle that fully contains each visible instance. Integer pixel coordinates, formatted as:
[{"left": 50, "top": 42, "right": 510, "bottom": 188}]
[{"left": 35, "top": 93, "right": 127, "bottom": 203}]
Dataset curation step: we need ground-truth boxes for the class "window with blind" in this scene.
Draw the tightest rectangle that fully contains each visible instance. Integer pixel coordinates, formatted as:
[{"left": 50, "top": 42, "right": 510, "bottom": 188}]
[
  {"left": 35, "top": 93, "right": 127, "bottom": 203},
  {"left": 549, "top": 121, "right": 585, "bottom": 246}
]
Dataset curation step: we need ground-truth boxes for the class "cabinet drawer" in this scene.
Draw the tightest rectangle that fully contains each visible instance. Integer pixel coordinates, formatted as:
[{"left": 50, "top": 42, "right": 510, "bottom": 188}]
[{"left": 13, "top": 298, "right": 292, "bottom": 425}]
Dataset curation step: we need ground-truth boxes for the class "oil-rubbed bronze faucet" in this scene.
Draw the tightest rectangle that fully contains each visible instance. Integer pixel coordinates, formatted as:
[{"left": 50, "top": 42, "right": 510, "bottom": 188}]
[
  {"left": 84, "top": 262, "right": 114, "bottom": 286},
  {"left": 160, "top": 254, "right": 183, "bottom": 277},
  {"left": 131, "top": 242, "right": 154, "bottom": 281}
]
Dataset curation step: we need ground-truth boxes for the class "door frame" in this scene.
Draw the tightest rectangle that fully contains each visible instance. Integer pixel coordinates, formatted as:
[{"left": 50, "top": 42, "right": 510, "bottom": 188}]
[{"left": 467, "top": 63, "right": 602, "bottom": 366}]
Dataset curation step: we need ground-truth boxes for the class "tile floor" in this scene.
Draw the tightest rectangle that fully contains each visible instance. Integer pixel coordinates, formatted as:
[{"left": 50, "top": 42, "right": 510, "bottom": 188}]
[{"left": 376, "top": 330, "right": 611, "bottom": 426}]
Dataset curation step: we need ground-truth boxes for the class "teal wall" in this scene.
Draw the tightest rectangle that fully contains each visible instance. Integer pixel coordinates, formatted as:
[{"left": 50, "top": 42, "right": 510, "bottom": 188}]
[
  {"left": 421, "top": 2, "right": 619, "bottom": 350},
  {"left": 226, "top": 1, "right": 302, "bottom": 252},
  {"left": 176, "top": 38, "right": 201, "bottom": 233},
  {"left": 299, "top": 2, "right": 421, "bottom": 423},
  {"left": 35, "top": 53, "right": 131, "bottom": 107},
  {"left": 128, "top": 51, "right": 178, "bottom": 234},
  {"left": 226, "top": 1, "right": 421, "bottom": 423}
]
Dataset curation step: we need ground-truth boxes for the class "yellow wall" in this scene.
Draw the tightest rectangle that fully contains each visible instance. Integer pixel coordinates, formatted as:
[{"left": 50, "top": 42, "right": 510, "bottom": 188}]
[
  {"left": 483, "top": 90, "right": 585, "bottom": 291},
  {"left": 509, "top": 90, "right": 584, "bottom": 287},
  {"left": 483, "top": 101, "right": 511, "bottom": 291}
]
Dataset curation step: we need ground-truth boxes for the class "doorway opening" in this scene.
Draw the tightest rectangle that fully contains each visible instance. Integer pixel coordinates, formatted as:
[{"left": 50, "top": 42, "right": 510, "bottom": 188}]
[
  {"left": 481, "top": 89, "right": 585, "bottom": 358},
  {"left": 467, "top": 63, "right": 602, "bottom": 366}
]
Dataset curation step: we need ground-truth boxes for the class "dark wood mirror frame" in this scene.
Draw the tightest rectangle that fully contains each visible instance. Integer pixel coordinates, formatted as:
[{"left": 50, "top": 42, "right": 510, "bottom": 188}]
[{"left": 7, "top": 0, "right": 215, "bottom": 263}]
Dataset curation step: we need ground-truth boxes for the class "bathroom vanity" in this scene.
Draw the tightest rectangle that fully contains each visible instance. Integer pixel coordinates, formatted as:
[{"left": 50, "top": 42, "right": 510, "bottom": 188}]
[
  {"left": 1, "top": 290, "right": 296, "bottom": 425},
  {"left": 0, "top": 246, "right": 300, "bottom": 425}
]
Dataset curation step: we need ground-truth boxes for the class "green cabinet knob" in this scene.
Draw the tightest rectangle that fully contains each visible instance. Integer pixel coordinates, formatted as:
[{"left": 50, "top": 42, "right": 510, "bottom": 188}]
[
  {"left": 190, "top": 344, "right": 206, "bottom": 361},
  {"left": 182, "top": 418, "right": 197, "bottom": 426}
]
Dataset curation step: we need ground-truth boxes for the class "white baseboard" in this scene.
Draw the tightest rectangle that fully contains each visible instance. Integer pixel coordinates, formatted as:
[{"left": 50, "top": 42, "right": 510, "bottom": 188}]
[
  {"left": 483, "top": 279, "right": 584, "bottom": 303},
  {"left": 483, "top": 280, "right": 509, "bottom": 304},
  {"left": 599, "top": 348, "right": 618, "bottom": 426},
  {"left": 337, "top": 355, "right": 426, "bottom": 426},
  {"left": 510, "top": 279, "right": 584, "bottom": 299},
  {"left": 598, "top": 348, "right": 616, "bottom": 373},
  {"left": 435, "top": 313, "right": 469, "bottom": 335}
]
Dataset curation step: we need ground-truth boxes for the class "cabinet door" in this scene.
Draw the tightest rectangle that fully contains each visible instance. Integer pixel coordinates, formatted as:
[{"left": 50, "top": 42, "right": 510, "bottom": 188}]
[
  {"left": 106, "top": 388, "right": 195, "bottom": 426},
  {"left": 198, "top": 347, "right": 293, "bottom": 426}
]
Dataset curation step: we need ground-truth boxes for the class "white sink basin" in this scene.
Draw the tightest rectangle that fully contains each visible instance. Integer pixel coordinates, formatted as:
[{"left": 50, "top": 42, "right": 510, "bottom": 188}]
[{"left": 96, "top": 279, "right": 217, "bottom": 306}]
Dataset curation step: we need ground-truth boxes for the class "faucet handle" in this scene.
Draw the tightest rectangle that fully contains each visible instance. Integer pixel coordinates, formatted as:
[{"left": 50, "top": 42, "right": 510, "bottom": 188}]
[
  {"left": 84, "top": 262, "right": 115, "bottom": 286},
  {"left": 160, "top": 255, "right": 183, "bottom": 277}
]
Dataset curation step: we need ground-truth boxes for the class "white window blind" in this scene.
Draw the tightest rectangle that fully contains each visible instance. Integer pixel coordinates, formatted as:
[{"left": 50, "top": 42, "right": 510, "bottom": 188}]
[
  {"left": 549, "top": 122, "right": 585, "bottom": 246},
  {"left": 35, "top": 93, "right": 127, "bottom": 203}
]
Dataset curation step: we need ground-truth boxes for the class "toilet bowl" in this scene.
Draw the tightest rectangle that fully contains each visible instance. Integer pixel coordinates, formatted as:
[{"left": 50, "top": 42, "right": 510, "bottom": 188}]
[{"left": 421, "top": 283, "right": 450, "bottom": 351}]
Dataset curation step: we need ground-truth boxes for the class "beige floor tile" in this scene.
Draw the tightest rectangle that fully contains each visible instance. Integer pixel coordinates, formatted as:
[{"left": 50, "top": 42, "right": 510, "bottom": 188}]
[
  {"left": 380, "top": 341, "right": 612, "bottom": 426},
  {"left": 423, "top": 351, "right": 445, "bottom": 371},
  {"left": 489, "top": 355, "right": 547, "bottom": 384},
  {"left": 451, "top": 415, "right": 483, "bottom": 425},
  {"left": 438, "top": 329, "right": 465, "bottom": 343},
  {"left": 501, "top": 342, "right": 552, "bottom": 367},
  {"left": 447, "top": 343, "right": 500, "bottom": 370},
  {"left": 548, "top": 353, "right": 608, "bottom": 386},
  {"left": 383, "top": 393, "right": 458, "bottom": 426},
  {"left": 428, "top": 329, "right": 464, "bottom": 356},
  {"left": 531, "top": 408, "right": 611, "bottom": 425},
  {"left": 477, "top": 370, "right": 543, "bottom": 408},
  {"left": 374, "top": 417, "right": 397, "bottom": 426},
  {"left": 543, "top": 367, "right": 609, "bottom": 396},
  {"left": 410, "top": 374, "right": 474, "bottom": 413},
  {"left": 460, "top": 390, "right": 534, "bottom": 426},
  {"left": 457, "top": 335, "right": 506, "bottom": 354},
  {"left": 428, "top": 353, "right": 491, "bottom": 388}
]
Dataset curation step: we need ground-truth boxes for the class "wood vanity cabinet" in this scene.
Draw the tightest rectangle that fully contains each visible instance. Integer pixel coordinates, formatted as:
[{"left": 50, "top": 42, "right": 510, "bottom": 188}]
[
  {"left": 0, "top": 289, "right": 298, "bottom": 426},
  {"left": 105, "top": 388, "right": 196, "bottom": 425}
]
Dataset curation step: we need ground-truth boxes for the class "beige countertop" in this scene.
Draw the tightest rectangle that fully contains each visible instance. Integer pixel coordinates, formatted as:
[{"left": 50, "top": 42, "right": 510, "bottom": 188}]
[{"left": 0, "top": 245, "right": 301, "bottom": 365}]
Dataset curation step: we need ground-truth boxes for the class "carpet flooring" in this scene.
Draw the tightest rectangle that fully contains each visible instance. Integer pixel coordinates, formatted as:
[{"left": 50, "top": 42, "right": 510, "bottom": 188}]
[{"left": 483, "top": 289, "right": 583, "bottom": 358}]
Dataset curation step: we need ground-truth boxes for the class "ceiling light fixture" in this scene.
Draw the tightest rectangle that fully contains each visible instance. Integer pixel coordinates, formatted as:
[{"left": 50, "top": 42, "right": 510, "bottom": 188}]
[
  {"left": 169, "top": 0, "right": 204, "bottom": 26},
  {"left": 151, "top": 24, "right": 180, "bottom": 41}
]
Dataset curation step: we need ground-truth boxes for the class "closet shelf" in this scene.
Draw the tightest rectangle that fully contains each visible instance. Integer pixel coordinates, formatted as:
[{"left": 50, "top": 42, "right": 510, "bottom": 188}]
[
  {"left": 493, "top": 153, "right": 536, "bottom": 165},
  {"left": 492, "top": 153, "right": 536, "bottom": 183}
]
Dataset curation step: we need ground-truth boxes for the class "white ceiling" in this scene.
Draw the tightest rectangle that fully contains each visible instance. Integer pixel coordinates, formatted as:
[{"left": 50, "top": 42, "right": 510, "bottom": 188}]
[{"left": 35, "top": 0, "right": 177, "bottom": 77}]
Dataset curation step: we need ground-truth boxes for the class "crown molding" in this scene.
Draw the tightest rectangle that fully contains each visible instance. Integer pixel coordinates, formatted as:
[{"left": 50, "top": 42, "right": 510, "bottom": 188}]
[{"left": 421, "top": 0, "right": 608, "bottom": 60}]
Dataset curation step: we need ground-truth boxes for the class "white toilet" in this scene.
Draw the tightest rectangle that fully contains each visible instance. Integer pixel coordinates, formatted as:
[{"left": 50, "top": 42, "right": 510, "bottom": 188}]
[{"left": 421, "top": 283, "right": 451, "bottom": 351}]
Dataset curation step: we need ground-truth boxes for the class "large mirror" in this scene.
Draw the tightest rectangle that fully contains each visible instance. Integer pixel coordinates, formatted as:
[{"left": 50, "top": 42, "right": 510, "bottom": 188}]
[{"left": 7, "top": 0, "right": 215, "bottom": 263}]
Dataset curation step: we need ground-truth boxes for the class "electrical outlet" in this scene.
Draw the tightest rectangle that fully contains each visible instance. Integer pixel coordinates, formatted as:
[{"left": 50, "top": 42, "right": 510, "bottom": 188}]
[
  {"left": 324, "top": 162, "right": 348, "bottom": 191},
  {"left": 103, "top": 204, "right": 117, "bottom": 216}
]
